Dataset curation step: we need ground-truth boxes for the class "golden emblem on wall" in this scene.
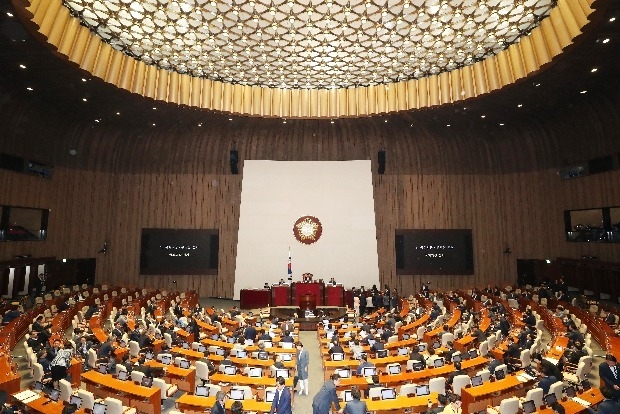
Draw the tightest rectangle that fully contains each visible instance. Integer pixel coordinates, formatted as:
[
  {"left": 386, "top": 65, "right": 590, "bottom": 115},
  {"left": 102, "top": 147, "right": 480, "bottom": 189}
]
[{"left": 293, "top": 216, "right": 322, "bottom": 245}]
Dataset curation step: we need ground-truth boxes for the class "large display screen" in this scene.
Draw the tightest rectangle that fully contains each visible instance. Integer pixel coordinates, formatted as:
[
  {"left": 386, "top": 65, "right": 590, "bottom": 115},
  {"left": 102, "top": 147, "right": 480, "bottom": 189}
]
[
  {"left": 140, "top": 228, "right": 219, "bottom": 275},
  {"left": 395, "top": 229, "right": 474, "bottom": 275}
]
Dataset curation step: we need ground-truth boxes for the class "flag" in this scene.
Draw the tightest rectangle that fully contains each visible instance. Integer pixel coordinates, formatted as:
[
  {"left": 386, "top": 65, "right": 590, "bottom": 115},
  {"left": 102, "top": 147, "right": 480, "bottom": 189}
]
[{"left": 287, "top": 247, "right": 292, "bottom": 280}]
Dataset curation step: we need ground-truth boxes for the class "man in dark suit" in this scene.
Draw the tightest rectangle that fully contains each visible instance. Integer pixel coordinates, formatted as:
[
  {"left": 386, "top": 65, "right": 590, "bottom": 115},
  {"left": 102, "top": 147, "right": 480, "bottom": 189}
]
[
  {"left": 599, "top": 355, "right": 620, "bottom": 400},
  {"left": 211, "top": 391, "right": 228, "bottom": 414},
  {"left": 537, "top": 367, "right": 557, "bottom": 395},
  {"left": 329, "top": 340, "right": 344, "bottom": 357},
  {"left": 269, "top": 376, "right": 292, "bottom": 414},
  {"left": 280, "top": 331, "right": 295, "bottom": 343},
  {"left": 447, "top": 361, "right": 466, "bottom": 388},
  {"left": 598, "top": 386, "right": 620, "bottom": 413},
  {"left": 343, "top": 387, "right": 367, "bottom": 414},
  {"left": 77, "top": 336, "right": 93, "bottom": 359},
  {"left": 312, "top": 374, "right": 342, "bottom": 414},
  {"left": 244, "top": 324, "right": 257, "bottom": 342},
  {"left": 355, "top": 355, "right": 374, "bottom": 375}
]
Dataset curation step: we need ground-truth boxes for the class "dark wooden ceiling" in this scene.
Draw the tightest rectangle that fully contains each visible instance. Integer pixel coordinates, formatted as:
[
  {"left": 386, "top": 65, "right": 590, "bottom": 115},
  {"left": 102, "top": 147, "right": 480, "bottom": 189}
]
[{"left": 0, "top": 0, "right": 619, "bottom": 175}]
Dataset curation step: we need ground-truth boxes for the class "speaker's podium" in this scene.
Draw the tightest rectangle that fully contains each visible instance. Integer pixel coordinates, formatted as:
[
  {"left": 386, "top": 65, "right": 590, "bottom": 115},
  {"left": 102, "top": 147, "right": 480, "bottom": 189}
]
[{"left": 292, "top": 282, "right": 324, "bottom": 308}]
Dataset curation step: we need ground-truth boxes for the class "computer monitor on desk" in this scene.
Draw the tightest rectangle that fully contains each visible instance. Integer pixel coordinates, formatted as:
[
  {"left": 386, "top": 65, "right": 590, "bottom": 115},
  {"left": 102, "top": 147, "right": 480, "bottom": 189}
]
[
  {"left": 343, "top": 390, "right": 353, "bottom": 402},
  {"left": 362, "top": 367, "right": 376, "bottom": 377},
  {"left": 332, "top": 353, "right": 344, "bottom": 361},
  {"left": 387, "top": 365, "right": 401, "bottom": 375},
  {"left": 92, "top": 402, "right": 107, "bottom": 414},
  {"left": 275, "top": 369, "right": 289, "bottom": 378},
  {"left": 521, "top": 400, "right": 536, "bottom": 414},
  {"left": 471, "top": 375, "right": 483, "bottom": 387},
  {"left": 117, "top": 370, "right": 128, "bottom": 381},
  {"left": 70, "top": 395, "right": 83, "bottom": 409},
  {"left": 543, "top": 393, "right": 558, "bottom": 406},
  {"left": 48, "top": 389, "right": 60, "bottom": 402},
  {"left": 265, "top": 390, "right": 276, "bottom": 403},
  {"left": 224, "top": 365, "right": 237, "bottom": 375},
  {"left": 249, "top": 367, "right": 262, "bottom": 378},
  {"left": 380, "top": 388, "right": 397, "bottom": 400},
  {"left": 433, "top": 358, "right": 445, "bottom": 368},
  {"left": 195, "top": 385, "right": 208, "bottom": 396},
  {"left": 179, "top": 359, "right": 191, "bottom": 369},
  {"left": 230, "top": 389, "right": 245, "bottom": 400},
  {"left": 236, "top": 350, "right": 247, "bottom": 359},
  {"left": 415, "top": 385, "right": 430, "bottom": 396}
]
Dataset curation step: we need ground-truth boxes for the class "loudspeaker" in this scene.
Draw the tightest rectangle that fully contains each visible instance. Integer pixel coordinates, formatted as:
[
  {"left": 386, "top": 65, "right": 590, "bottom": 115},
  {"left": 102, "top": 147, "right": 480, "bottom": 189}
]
[
  {"left": 230, "top": 150, "right": 239, "bottom": 175},
  {"left": 378, "top": 150, "right": 386, "bottom": 174}
]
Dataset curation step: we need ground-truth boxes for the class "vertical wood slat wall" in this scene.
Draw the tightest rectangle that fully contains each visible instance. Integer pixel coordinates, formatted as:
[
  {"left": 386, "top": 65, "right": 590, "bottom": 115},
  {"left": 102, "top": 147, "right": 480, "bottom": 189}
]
[
  {"left": 1, "top": 167, "right": 619, "bottom": 299},
  {"left": 23, "top": 0, "right": 594, "bottom": 118}
]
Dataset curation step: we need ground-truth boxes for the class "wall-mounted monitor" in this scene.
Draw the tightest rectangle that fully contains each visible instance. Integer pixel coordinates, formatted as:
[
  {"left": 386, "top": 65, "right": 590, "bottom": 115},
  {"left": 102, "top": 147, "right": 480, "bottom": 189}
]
[
  {"left": 0, "top": 205, "right": 49, "bottom": 241},
  {"left": 395, "top": 229, "right": 474, "bottom": 275},
  {"left": 140, "top": 228, "right": 219, "bottom": 275},
  {"left": 565, "top": 206, "right": 620, "bottom": 243}
]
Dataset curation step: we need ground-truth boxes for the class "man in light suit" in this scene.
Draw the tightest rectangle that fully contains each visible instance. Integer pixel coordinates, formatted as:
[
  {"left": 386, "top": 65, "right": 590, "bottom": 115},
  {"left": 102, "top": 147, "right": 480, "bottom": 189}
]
[
  {"left": 343, "top": 387, "right": 367, "bottom": 414},
  {"left": 296, "top": 341, "right": 310, "bottom": 395},
  {"left": 599, "top": 355, "right": 620, "bottom": 400},
  {"left": 312, "top": 374, "right": 342, "bottom": 414},
  {"left": 269, "top": 376, "right": 292, "bottom": 414}
]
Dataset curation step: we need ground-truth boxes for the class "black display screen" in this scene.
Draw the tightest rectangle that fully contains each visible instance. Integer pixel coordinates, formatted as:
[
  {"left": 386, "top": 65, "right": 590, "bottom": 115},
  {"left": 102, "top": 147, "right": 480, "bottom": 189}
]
[
  {"left": 395, "top": 229, "right": 474, "bottom": 275},
  {"left": 140, "top": 228, "right": 218, "bottom": 275}
]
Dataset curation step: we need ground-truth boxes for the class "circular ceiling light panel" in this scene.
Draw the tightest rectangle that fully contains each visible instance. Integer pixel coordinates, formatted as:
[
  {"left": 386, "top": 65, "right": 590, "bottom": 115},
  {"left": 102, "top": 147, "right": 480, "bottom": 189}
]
[{"left": 62, "top": 0, "right": 556, "bottom": 89}]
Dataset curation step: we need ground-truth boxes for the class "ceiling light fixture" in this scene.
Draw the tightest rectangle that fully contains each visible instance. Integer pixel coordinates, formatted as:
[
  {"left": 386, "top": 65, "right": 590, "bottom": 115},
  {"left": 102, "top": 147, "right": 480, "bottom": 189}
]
[
  {"left": 26, "top": 87, "right": 32, "bottom": 91},
  {"left": 19, "top": 64, "right": 26, "bottom": 69},
  {"left": 6, "top": 12, "right": 13, "bottom": 17},
  {"left": 591, "top": 68, "right": 598, "bottom": 72},
  {"left": 61, "top": 0, "right": 557, "bottom": 89},
  {"left": 602, "top": 38, "right": 610, "bottom": 43}
]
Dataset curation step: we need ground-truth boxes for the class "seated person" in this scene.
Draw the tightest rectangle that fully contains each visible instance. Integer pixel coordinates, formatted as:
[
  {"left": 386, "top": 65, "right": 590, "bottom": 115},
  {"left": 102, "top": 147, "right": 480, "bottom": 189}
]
[
  {"left": 364, "top": 375, "right": 382, "bottom": 398},
  {"left": 356, "top": 355, "right": 374, "bottom": 376}
]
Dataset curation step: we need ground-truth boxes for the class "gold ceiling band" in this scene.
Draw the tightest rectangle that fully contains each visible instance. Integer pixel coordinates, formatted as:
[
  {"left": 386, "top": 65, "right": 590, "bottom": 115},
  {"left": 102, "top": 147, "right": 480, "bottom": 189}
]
[{"left": 25, "top": 0, "right": 594, "bottom": 119}]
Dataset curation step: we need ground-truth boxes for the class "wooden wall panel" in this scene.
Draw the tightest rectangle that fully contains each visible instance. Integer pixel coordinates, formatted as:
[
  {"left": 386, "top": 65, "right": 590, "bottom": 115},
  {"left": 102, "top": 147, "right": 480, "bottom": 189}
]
[{"left": 2, "top": 167, "right": 620, "bottom": 299}]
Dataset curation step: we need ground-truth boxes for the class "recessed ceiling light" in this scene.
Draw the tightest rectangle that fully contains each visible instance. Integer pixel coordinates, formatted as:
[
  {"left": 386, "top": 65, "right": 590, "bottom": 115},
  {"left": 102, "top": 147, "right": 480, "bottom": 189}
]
[
  {"left": 534, "top": 83, "right": 541, "bottom": 87},
  {"left": 26, "top": 87, "right": 33, "bottom": 91},
  {"left": 81, "top": 78, "right": 87, "bottom": 82},
  {"left": 330, "top": 120, "right": 334, "bottom": 124},
  {"left": 591, "top": 68, "right": 598, "bottom": 73},
  {"left": 68, "top": 148, "right": 78, "bottom": 156},
  {"left": 282, "top": 119, "right": 287, "bottom": 123},
  {"left": 480, "top": 115, "right": 486, "bottom": 118},
  {"left": 610, "top": 17, "right": 616, "bottom": 22},
  {"left": 446, "top": 124, "right": 451, "bottom": 127},
  {"left": 116, "top": 112, "right": 120, "bottom": 115},
  {"left": 499, "top": 123, "right": 505, "bottom": 126},
  {"left": 198, "top": 123, "right": 202, "bottom": 127},
  {"left": 384, "top": 119, "right": 388, "bottom": 123},
  {"left": 517, "top": 104, "right": 523, "bottom": 108},
  {"left": 82, "top": 98, "right": 87, "bottom": 102},
  {"left": 94, "top": 119, "right": 100, "bottom": 123},
  {"left": 602, "top": 38, "right": 610, "bottom": 43},
  {"left": 6, "top": 12, "right": 13, "bottom": 17},
  {"left": 229, "top": 118, "right": 233, "bottom": 121},
  {"left": 19, "top": 64, "right": 26, "bottom": 69},
  {"left": 152, "top": 123, "right": 156, "bottom": 126},
  {"left": 152, "top": 107, "right": 157, "bottom": 110},
  {"left": 580, "top": 90, "right": 587, "bottom": 94}
]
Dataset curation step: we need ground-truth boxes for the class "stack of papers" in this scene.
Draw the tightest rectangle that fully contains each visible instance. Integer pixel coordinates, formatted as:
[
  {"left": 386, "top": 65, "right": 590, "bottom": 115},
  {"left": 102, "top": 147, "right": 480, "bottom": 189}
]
[
  {"left": 13, "top": 390, "right": 40, "bottom": 403},
  {"left": 543, "top": 357, "right": 559, "bottom": 365},
  {"left": 571, "top": 397, "right": 591, "bottom": 406},
  {"left": 519, "top": 373, "right": 536, "bottom": 381}
]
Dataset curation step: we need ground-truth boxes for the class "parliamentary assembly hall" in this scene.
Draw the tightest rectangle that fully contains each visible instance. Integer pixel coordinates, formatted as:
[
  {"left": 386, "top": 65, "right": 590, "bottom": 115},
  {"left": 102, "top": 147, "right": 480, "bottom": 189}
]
[{"left": 0, "top": 0, "right": 619, "bottom": 413}]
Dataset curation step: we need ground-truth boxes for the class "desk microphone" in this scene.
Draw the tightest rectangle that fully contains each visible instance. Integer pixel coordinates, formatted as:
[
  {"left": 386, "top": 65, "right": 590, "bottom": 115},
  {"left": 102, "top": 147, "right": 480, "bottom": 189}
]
[{"left": 41, "top": 400, "right": 53, "bottom": 405}]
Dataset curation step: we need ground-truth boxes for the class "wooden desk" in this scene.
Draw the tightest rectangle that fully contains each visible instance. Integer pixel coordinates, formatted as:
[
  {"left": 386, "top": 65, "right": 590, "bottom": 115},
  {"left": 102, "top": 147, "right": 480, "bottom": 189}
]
[
  {"left": 14, "top": 394, "right": 87, "bottom": 414},
  {"left": 338, "top": 356, "right": 489, "bottom": 390},
  {"left": 461, "top": 371, "right": 536, "bottom": 414},
  {"left": 363, "top": 393, "right": 439, "bottom": 413},
  {"left": 145, "top": 360, "right": 196, "bottom": 393},
  {"left": 176, "top": 393, "right": 273, "bottom": 413},
  {"left": 209, "top": 373, "right": 293, "bottom": 388},
  {"left": 537, "top": 388, "right": 602, "bottom": 414},
  {"left": 81, "top": 370, "right": 161, "bottom": 414},
  {"left": 170, "top": 346, "right": 205, "bottom": 360}
]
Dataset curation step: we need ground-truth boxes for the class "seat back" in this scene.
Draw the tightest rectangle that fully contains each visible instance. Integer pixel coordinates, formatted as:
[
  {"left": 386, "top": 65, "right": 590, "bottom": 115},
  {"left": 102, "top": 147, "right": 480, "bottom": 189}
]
[
  {"left": 452, "top": 374, "right": 471, "bottom": 395},
  {"left": 196, "top": 361, "right": 209, "bottom": 381},
  {"left": 368, "top": 387, "right": 383, "bottom": 399},
  {"left": 479, "top": 340, "right": 489, "bottom": 356},
  {"left": 231, "top": 385, "right": 253, "bottom": 400},
  {"left": 549, "top": 381, "right": 564, "bottom": 402},
  {"left": 428, "top": 377, "right": 446, "bottom": 395},
  {"left": 32, "top": 363, "right": 43, "bottom": 382},
  {"left": 152, "top": 378, "right": 170, "bottom": 400},
  {"left": 441, "top": 333, "right": 454, "bottom": 347},
  {"left": 399, "top": 383, "right": 416, "bottom": 396},
  {"left": 77, "top": 390, "right": 95, "bottom": 410},
  {"left": 131, "top": 370, "right": 145, "bottom": 383},
  {"left": 59, "top": 379, "right": 73, "bottom": 402},
  {"left": 525, "top": 387, "right": 544, "bottom": 408},
  {"left": 103, "top": 397, "right": 123, "bottom": 414},
  {"left": 476, "top": 369, "right": 491, "bottom": 383},
  {"left": 498, "top": 396, "right": 520, "bottom": 414}
]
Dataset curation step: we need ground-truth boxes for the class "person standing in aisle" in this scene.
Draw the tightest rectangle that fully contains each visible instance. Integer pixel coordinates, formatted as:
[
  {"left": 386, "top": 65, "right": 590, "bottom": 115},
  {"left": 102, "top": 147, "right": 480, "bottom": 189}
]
[
  {"left": 296, "top": 341, "right": 309, "bottom": 395},
  {"left": 269, "top": 376, "right": 292, "bottom": 414},
  {"left": 312, "top": 374, "right": 343, "bottom": 414}
]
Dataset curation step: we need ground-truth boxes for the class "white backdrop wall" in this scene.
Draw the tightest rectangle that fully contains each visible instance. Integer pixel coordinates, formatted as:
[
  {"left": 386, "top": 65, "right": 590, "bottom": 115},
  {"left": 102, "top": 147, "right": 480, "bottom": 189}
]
[{"left": 234, "top": 160, "right": 380, "bottom": 300}]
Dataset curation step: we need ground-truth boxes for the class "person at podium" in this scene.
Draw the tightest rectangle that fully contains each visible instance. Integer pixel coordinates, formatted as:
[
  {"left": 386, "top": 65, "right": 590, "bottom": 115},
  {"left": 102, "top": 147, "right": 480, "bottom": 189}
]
[{"left": 329, "top": 277, "right": 337, "bottom": 285}]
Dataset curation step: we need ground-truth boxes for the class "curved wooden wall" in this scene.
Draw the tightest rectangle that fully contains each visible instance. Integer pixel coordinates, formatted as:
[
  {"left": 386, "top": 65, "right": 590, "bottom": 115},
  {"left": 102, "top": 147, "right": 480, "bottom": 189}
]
[
  {"left": 20, "top": 0, "right": 595, "bottom": 118},
  {"left": 2, "top": 165, "right": 620, "bottom": 298}
]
